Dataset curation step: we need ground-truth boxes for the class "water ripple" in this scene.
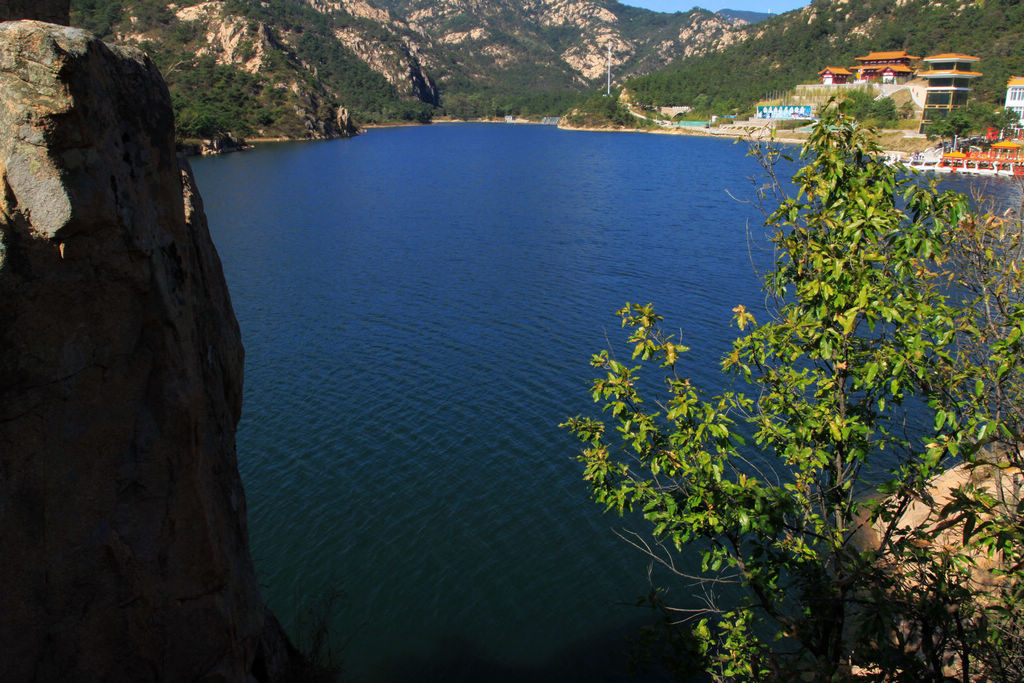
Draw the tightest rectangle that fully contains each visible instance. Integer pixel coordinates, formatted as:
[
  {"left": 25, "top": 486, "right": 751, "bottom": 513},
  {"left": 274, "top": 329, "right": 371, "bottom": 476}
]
[{"left": 194, "top": 125, "right": 776, "bottom": 681}]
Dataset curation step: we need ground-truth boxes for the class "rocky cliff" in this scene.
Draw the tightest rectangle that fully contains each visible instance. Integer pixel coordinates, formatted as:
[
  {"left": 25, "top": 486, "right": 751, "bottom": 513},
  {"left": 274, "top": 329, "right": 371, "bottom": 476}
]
[
  {"left": 156, "top": 0, "right": 363, "bottom": 139},
  {"left": 0, "top": 19, "right": 292, "bottom": 680},
  {"left": 370, "top": 0, "right": 743, "bottom": 89}
]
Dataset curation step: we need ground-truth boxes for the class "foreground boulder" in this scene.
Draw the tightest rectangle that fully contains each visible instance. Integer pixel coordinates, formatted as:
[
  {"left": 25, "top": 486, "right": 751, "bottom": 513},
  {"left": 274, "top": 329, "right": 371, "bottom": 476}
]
[{"left": 0, "top": 21, "right": 290, "bottom": 681}]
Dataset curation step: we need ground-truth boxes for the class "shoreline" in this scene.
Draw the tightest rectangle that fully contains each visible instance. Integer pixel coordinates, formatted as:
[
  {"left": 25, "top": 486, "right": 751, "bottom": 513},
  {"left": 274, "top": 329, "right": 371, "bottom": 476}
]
[
  {"left": 557, "top": 121, "right": 809, "bottom": 146},
  {"left": 361, "top": 117, "right": 556, "bottom": 129},
  {"left": 354, "top": 117, "right": 811, "bottom": 147},
  {"left": 218, "top": 116, "right": 932, "bottom": 162},
  {"left": 556, "top": 121, "right": 934, "bottom": 158}
]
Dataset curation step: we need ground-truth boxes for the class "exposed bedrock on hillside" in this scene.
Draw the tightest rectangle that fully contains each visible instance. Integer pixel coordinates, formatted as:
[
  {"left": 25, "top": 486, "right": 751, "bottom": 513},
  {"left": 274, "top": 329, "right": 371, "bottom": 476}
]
[{"left": 0, "top": 20, "right": 295, "bottom": 681}]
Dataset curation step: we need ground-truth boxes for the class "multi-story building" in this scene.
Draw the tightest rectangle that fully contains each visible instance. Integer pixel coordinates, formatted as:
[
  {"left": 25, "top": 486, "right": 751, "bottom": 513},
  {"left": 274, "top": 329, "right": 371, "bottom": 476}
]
[
  {"left": 851, "top": 51, "right": 919, "bottom": 83},
  {"left": 920, "top": 53, "right": 982, "bottom": 129},
  {"left": 1006, "top": 77, "right": 1024, "bottom": 128}
]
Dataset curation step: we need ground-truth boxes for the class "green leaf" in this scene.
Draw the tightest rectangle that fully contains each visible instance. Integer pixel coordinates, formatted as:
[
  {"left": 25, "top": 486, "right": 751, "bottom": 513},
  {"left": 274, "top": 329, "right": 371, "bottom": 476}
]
[{"left": 567, "top": 106, "right": 1024, "bottom": 680}]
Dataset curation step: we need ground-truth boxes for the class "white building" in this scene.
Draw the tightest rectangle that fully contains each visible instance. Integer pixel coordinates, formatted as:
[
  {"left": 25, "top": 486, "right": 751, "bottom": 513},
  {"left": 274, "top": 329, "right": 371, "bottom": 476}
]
[{"left": 1006, "top": 77, "right": 1024, "bottom": 127}]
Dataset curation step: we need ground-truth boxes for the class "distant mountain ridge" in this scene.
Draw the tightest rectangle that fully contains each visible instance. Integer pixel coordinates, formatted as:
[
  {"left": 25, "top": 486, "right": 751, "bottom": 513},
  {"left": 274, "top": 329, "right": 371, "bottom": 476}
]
[
  {"left": 70, "top": 0, "right": 756, "bottom": 137},
  {"left": 368, "top": 0, "right": 746, "bottom": 87}
]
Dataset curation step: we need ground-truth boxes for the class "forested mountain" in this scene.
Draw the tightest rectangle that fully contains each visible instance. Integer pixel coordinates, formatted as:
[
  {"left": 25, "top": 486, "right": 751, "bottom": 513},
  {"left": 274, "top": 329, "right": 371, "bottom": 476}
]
[
  {"left": 626, "top": 0, "right": 1024, "bottom": 112},
  {"left": 71, "top": 0, "right": 437, "bottom": 137},
  {"left": 366, "top": 0, "right": 746, "bottom": 90},
  {"left": 69, "top": 0, "right": 756, "bottom": 138}
]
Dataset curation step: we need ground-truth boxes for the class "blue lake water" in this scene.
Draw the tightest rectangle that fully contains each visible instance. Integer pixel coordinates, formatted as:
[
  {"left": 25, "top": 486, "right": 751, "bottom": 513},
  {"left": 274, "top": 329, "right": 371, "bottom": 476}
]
[{"left": 190, "top": 124, "right": 1019, "bottom": 681}]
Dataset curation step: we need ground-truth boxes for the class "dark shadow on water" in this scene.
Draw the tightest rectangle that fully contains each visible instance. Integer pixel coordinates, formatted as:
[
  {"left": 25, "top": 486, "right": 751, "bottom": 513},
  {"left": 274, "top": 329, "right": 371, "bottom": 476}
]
[{"left": 373, "top": 619, "right": 706, "bottom": 683}]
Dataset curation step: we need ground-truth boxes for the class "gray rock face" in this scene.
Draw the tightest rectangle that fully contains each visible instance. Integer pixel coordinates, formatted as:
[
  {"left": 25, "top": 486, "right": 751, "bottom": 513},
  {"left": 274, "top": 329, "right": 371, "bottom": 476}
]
[
  {"left": 337, "top": 107, "right": 357, "bottom": 136},
  {"left": 0, "top": 21, "right": 284, "bottom": 681},
  {"left": 0, "top": 0, "right": 70, "bottom": 24}
]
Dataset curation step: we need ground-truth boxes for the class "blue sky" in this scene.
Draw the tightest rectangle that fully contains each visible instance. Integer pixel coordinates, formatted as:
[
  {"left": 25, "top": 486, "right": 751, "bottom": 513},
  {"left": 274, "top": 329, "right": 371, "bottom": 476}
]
[{"left": 620, "top": 1, "right": 808, "bottom": 13}]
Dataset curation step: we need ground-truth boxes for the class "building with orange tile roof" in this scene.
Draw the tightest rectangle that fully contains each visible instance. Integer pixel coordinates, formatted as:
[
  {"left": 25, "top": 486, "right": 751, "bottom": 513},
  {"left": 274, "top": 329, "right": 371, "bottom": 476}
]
[
  {"left": 920, "top": 53, "right": 982, "bottom": 129},
  {"left": 852, "top": 50, "right": 920, "bottom": 83},
  {"left": 818, "top": 67, "right": 852, "bottom": 85},
  {"left": 924, "top": 53, "right": 982, "bottom": 61}
]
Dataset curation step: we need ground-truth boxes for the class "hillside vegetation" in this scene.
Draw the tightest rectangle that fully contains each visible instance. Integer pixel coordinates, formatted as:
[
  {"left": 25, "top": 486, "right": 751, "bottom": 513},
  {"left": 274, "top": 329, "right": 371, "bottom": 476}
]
[
  {"left": 71, "top": 0, "right": 433, "bottom": 139},
  {"left": 627, "top": 0, "right": 1024, "bottom": 113},
  {"left": 69, "top": 0, "right": 760, "bottom": 139}
]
